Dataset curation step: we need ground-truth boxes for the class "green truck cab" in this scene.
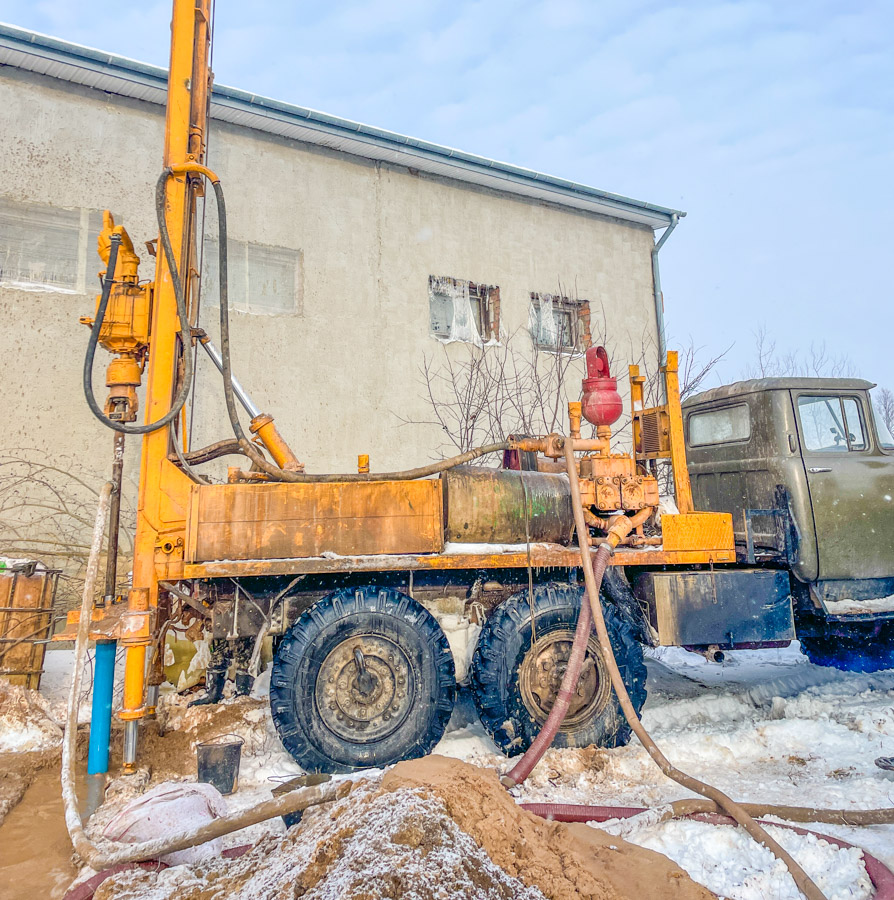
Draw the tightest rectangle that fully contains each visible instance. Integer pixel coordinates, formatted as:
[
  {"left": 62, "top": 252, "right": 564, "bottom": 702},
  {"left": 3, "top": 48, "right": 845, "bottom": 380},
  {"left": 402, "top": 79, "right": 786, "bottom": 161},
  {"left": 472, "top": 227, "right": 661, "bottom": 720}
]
[{"left": 683, "top": 378, "right": 894, "bottom": 670}]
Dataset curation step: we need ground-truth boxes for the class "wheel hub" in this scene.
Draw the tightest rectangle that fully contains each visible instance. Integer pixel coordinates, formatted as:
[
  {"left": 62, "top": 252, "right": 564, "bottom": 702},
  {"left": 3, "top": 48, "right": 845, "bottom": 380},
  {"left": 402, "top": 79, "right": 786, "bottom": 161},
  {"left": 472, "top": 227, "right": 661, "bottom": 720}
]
[
  {"left": 316, "top": 635, "right": 414, "bottom": 743},
  {"left": 519, "top": 629, "right": 611, "bottom": 730}
]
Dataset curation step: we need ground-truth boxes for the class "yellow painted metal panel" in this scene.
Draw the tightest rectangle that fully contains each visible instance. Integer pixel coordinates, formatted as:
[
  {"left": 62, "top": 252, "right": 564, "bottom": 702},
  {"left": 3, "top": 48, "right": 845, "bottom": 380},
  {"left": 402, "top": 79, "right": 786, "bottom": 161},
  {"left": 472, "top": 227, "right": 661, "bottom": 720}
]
[
  {"left": 188, "top": 479, "right": 444, "bottom": 561},
  {"left": 661, "top": 512, "right": 734, "bottom": 553}
]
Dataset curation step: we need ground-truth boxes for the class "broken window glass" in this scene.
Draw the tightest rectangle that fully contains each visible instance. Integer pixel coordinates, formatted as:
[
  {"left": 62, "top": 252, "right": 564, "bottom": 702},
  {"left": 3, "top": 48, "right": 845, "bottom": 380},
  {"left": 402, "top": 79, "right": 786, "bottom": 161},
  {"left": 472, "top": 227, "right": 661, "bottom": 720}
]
[
  {"left": 429, "top": 276, "right": 499, "bottom": 345},
  {"left": 529, "top": 293, "right": 588, "bottom": 351}
]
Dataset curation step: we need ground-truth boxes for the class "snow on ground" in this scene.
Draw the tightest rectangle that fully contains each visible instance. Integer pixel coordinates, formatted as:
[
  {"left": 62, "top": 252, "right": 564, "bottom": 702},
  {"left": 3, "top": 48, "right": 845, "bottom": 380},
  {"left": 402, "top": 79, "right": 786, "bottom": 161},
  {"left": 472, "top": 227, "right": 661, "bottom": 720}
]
[
  {"left": 504, "top": 644, "right": 894, "bottom": 892},
  {"left": 619, "top": 819, "right": 873, "bottom": 900},
  {"left": 30, "top": 641, "right": 894, "bottom": 898},
  {"left": 0, "top": 680, "right": 63, "bottom": 751},
  {"left": 431, "top": 642, "right": 894, "bottom": 896}
]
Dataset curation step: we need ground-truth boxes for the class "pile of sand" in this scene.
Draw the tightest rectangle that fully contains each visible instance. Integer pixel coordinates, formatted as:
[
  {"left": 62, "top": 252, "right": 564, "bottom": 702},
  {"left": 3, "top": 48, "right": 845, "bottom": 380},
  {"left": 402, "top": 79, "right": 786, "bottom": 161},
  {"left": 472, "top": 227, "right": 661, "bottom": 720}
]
[
  {"left": 384, "top": 756, "right": 713, "bottom": 900},
  {"left": 93, "top": 756, "right": 713, "bottom": 900}
]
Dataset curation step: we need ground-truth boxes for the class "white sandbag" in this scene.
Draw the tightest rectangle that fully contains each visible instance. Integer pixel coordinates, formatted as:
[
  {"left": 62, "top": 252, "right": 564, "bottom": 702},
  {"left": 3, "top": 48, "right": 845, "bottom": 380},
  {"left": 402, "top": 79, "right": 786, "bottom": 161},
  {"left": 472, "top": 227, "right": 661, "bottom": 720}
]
[{"left": 102, "top": 781, "right": 228, "bottom": 866}]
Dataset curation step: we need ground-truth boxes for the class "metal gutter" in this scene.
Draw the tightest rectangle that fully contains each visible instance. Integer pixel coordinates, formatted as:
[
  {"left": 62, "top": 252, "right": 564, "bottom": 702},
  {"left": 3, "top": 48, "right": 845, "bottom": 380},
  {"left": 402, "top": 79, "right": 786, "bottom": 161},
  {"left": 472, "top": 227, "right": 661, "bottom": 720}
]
[
  {"left": 0, "top": 22, "right": 685, "bottom": 230},
  {"left": 651, "top": 212, "right": 680, "bottom": 370}
]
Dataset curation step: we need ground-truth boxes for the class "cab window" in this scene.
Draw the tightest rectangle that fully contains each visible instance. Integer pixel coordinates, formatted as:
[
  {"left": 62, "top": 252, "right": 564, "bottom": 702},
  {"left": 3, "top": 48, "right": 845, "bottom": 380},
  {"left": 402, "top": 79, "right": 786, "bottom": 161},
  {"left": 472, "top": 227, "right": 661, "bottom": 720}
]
[
  {"left": 797, "top": 395, "right": 866, "bottom": 452},
  {"left": 870, "top": 389, "right": 894, "bottom": 451},
  {"left": 688, "top": 403, "right": 751, "bottom": 446}
]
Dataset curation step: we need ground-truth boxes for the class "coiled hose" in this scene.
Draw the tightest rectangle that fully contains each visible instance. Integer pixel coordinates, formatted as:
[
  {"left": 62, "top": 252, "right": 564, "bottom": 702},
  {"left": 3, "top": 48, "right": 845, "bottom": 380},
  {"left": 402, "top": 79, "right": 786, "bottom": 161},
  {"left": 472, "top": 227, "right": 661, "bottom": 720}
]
[
  {"left": 154, "top": 167, "right": 511, "bottom": 482},
  {"left": 82, "top": 173, "right": 195, "bottom": 436}
]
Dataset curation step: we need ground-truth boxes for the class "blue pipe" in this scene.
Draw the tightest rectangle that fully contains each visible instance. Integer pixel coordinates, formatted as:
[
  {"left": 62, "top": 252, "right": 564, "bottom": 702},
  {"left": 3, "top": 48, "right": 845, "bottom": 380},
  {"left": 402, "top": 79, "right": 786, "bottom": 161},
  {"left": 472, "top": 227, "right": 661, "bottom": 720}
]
[{"left": 87, "top": 640, "right": 117, "bottom": 775}]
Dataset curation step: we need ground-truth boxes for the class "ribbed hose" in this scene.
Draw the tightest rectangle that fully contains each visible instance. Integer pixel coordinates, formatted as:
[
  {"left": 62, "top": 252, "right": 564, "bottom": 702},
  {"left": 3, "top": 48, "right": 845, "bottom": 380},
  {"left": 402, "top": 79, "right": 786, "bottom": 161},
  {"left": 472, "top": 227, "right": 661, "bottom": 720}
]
[
  {"left": 562, "top": 440, "right": 830, "bottom": 900},
  {"left": 503, "top": 554, "right": 604, "bottom": 787},
  {"left": 519, "top": 801, "right": 894, "bottom": 827}
]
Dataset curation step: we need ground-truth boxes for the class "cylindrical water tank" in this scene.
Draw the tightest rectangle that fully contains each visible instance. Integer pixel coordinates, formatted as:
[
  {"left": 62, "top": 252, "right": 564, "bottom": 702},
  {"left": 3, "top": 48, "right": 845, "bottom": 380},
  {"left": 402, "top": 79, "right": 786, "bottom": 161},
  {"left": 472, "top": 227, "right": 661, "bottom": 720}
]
[{"left": 443, "top": 466, "right": 574, "bottom": 545}]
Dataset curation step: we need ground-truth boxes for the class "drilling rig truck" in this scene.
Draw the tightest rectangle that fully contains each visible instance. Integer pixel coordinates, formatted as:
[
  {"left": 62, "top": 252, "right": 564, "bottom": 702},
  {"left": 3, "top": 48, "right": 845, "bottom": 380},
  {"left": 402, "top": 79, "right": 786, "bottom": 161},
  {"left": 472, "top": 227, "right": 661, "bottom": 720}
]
[{"left": 56, "top": 0, "right": 894, "bottom": 778}]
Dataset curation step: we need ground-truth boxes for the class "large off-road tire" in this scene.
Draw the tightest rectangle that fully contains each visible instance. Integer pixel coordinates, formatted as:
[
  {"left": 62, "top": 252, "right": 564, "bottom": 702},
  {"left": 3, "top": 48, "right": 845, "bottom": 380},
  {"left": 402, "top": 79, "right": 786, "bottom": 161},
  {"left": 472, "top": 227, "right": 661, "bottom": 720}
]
[
  {"left": 470, "top": 582, "right": 646, "bottom": 756},
  {"left": 270, "top": 586, "right": 455, "bottom": 773},
  {"left": 799, "top": 621, "right": 894, "bottom": 673}
]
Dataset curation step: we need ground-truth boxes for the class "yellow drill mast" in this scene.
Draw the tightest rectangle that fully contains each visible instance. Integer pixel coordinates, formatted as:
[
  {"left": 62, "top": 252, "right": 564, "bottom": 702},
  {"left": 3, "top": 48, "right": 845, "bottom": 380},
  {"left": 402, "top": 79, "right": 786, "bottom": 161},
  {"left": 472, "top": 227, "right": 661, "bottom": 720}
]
[{"left": 116, "top": 0, "right": 212, "bottom": 766}]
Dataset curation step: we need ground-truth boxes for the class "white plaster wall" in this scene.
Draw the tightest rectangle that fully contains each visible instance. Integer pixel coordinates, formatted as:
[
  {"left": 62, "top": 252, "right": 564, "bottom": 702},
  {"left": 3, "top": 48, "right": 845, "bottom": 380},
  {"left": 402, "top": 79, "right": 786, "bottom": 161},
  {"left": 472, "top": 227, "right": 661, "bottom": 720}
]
[{"left": 0, "top": 67, "right": 659, "bottom": 488}]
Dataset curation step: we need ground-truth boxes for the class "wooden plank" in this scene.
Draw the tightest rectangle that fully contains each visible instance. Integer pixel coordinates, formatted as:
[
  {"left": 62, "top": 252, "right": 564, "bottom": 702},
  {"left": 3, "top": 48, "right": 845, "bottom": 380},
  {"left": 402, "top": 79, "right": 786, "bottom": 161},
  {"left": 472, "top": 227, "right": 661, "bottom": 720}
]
[{"left": 0, "top": 572, "right": 55, "bottom": 690}]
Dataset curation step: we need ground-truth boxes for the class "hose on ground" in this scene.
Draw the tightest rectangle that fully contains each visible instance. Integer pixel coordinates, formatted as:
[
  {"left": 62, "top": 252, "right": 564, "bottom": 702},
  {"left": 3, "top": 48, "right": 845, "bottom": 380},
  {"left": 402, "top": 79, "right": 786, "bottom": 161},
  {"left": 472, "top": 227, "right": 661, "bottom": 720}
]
[
  {"left": 519, "top": 801, "right": 894, "bottom": 827},
  {"left": 561, "top": 440, "right": 830, "bottom": 900},
  {"left": 61, "top": 487, "right": 351, "bottom": 870}
]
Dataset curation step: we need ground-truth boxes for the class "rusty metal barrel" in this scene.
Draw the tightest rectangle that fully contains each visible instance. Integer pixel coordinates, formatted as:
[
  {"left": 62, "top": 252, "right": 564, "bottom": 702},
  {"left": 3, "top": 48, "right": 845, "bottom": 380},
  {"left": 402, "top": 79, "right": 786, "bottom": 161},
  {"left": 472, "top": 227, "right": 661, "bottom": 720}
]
[{"left": 443, "top": 465, "right": 574, "bottom": 545}]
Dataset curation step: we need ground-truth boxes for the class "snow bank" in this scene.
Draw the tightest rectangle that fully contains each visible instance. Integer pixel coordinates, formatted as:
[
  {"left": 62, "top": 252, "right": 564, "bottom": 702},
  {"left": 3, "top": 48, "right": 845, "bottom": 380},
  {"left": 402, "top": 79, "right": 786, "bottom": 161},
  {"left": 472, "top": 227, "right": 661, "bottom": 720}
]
[
  {"left": 611, "top": 819, "right": 872, "bottom": 900},
  {"left": 0, "top": 681, "right": 63, "bottom": 751}
]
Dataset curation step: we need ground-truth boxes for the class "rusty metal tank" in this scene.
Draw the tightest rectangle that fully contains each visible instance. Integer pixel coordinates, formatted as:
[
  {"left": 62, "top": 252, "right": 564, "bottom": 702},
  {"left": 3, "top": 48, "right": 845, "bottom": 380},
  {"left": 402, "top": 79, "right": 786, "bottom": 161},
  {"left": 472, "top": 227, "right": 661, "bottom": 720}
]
[{"left": 443, "top": 466, "right": 574, "bottom": 545}]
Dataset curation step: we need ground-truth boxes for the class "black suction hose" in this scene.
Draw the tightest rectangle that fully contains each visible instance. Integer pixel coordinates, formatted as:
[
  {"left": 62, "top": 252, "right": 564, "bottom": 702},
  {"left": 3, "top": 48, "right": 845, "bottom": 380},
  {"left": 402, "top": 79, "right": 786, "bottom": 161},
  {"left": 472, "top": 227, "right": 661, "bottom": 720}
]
[{"left": 82, "top": 174, "right": 195, "bottom": 435}]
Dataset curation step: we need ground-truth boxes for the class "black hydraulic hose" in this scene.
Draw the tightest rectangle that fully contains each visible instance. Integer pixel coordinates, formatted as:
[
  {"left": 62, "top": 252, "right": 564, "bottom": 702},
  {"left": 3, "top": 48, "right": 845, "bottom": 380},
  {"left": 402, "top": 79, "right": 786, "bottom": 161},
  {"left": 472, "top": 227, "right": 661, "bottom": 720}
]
[
  {"left": 170, "top": 422, "right": 211, "bottom": 485},
  {"left": 182, "top": 438, "right": 250, "bottom": 465},
  {"left": 82, "top": 174, "right": 195, "bottom": 435},
  {"left": 204, "top": 176, "right": 510, "bottom": 482}
]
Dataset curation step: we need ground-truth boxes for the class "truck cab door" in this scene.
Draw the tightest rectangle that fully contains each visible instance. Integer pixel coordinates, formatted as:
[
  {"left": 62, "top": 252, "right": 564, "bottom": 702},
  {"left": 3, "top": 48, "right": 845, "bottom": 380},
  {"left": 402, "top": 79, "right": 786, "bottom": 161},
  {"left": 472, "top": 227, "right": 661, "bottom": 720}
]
[{"left": 795, "top": 391, "right": 894, "bottom": 581}]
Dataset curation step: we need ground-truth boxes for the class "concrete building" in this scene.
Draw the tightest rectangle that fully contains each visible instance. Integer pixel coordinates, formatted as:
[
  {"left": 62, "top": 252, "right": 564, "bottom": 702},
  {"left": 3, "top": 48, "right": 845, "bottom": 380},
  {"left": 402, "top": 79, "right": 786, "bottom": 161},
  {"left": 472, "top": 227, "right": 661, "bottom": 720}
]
[{"left": 0, "top": 23, "right": 682, "bottom": 499}]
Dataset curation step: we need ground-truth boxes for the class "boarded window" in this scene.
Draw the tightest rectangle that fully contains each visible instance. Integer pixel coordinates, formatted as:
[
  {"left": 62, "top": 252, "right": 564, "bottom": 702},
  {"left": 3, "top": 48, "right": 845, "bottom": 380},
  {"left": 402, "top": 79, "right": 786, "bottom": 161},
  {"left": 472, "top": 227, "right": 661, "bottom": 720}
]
[
  {"left": 688, "top": 403, "right": 751, "bottom": 446},
  {"left": 201, "top": 237, "right": 302, "bottom": 316},
  {"left": 429, "top": 276, "right": 500, "bottom": 345},
  {"left": 0, "top": 197, "right": 103, "bottom": 293},
  {"left": 529, "top": 293, "right": 590, "bottom": 352},
  {"left": 798, "top": 395, "right": 866, "bottom": 452}
]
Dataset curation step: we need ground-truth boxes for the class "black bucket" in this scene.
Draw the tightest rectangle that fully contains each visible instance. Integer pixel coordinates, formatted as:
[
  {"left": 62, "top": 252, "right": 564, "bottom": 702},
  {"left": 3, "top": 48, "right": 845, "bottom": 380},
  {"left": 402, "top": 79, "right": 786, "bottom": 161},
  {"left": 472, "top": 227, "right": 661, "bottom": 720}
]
[{"left": 196, "top": 734, "right": 244, "bottom": 795}]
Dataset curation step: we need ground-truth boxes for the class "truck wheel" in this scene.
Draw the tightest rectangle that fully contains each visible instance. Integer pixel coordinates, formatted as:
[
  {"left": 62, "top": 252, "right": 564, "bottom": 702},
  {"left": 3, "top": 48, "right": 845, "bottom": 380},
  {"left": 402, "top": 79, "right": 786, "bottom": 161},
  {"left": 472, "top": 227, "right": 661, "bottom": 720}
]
[
  {"left": 470, "top": 582, "right": 646, "bottom": 756},
  {"left": 270, "top": 586, "right": 455, "bottom": 773},
  {"left": 799, "top": 622, "right": 894, "bottom": 673}
]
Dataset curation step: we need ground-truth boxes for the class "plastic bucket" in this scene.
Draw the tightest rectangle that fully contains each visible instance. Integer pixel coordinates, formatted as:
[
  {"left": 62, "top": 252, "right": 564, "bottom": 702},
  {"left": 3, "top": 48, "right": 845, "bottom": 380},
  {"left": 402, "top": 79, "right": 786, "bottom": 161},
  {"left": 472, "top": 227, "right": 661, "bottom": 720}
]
[{"left": 196, "top": 735, "right": 244, "bottom": 795}]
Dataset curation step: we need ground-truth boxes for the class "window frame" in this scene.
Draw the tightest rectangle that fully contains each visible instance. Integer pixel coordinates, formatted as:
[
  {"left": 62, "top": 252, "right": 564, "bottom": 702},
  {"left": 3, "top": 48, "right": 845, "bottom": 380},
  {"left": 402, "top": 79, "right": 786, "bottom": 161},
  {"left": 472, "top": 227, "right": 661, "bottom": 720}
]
[
  {"left": 686, "top": 402, "right": 752, "bottom": 447},
  {"left": 200, "top": 236, "right": 302, "bottom": 317},
  {"left": 796, "top": 393, "right": 869, "bottom": 454},
  {"left": 529, "top": 292, "right": 590, "bottom": 353},
  {"left": 428, "top": 276, "right": 500, "bottom": 344},
  {"left": 869, "top": 389, "right": 894, "bottom": 454},
  {"left": 0, "top": 196, "right": 104, "bottom": 295}
]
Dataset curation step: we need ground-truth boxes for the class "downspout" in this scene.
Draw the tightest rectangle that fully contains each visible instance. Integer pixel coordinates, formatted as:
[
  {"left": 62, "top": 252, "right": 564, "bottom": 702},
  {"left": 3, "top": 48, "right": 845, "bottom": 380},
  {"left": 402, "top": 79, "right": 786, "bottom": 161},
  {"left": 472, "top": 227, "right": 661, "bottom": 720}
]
[{"left": 651, "top": 212, "right": 681, "bottom": 374}]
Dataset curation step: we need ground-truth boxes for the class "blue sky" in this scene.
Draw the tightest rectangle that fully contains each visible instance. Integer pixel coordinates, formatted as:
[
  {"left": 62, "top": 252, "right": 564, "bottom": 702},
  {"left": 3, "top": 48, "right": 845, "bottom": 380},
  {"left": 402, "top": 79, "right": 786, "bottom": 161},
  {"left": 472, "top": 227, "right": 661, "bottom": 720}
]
[{"left": 3, "top": 0, "right": 892, "bottom": 387}]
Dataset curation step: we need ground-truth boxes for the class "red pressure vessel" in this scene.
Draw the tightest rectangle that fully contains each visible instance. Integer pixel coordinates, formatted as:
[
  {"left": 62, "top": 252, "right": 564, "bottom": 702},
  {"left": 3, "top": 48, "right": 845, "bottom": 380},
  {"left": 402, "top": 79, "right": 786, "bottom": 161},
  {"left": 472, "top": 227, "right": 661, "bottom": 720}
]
[{"left": 581, "top": 346, "right": 623, "bottom": 427}]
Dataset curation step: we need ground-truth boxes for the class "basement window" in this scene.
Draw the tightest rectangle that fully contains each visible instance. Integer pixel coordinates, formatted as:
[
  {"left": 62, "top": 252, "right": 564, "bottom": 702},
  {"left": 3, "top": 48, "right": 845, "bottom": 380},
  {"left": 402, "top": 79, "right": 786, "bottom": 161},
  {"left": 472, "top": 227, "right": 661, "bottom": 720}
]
[
  {"left": 201, "top": 238, "right": 302, "bottom": 316},
  {"left": 0, "top": 197, "right": 103, "bottom": 294},
  {"left": 429, "top": 276, "right": 500, "bottom": 345},
  {"left": 529, "top": 293, "right": 590, "bottom": 352}
]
